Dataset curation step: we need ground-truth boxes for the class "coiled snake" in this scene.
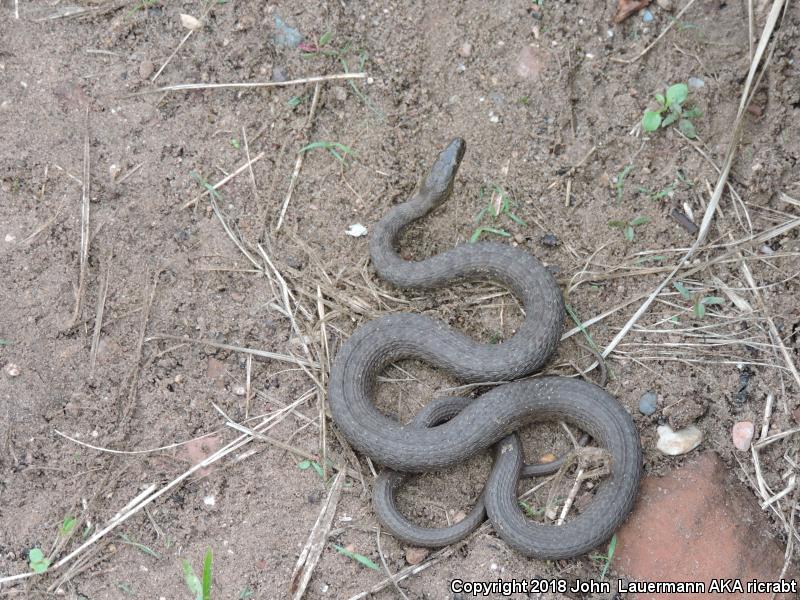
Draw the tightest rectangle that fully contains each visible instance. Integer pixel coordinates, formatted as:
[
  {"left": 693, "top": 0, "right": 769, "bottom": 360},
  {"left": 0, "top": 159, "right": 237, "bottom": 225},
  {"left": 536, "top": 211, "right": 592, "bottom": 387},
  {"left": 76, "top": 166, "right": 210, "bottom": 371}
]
[{"left": 328, "top": 138, "right": 641, "bottom": 558}]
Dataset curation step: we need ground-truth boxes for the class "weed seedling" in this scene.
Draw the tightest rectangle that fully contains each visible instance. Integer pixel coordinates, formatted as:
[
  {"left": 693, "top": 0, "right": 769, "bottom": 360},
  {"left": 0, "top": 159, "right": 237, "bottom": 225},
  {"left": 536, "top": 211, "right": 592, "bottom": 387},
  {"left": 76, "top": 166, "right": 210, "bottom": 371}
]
[
  {"left": 589, "top": 534, "right": 617, "bottom": 580},
  {"left": 298, "top": 141, "right": 355, "bottom": 165},
  {"left": 28, "top": 548, "right": 50, "bottom": 574},
  {"left": 59, "top": 516, "right": 77, "bottom": 537},
  {"left": 608, "top": 216, "right": 650, "bottom": 242},
  {"left": 470, "top": 184, "right": 526, "bottom": 243},
  {"left": 332, "top": 544, "right": 381, "bottom": 571},
  {"left": 182, "top": 549, "right": 213, "bottom": 600},
  {"left": 673, "top": 281, "right": 725, "bottom": 318},
  {"left": 641, "top": 83, "right": 701, "bottom": 138},
  {"left": 615, "top": 165, "right": 634, "bottom": 203}
]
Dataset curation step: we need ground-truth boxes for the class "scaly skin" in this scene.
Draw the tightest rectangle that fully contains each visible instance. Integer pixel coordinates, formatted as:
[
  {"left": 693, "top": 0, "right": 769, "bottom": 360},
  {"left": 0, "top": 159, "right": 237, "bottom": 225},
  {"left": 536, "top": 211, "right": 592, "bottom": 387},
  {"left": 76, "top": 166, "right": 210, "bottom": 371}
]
[{"left": 328, "top": 138, "right": 641, "bottom": 558}]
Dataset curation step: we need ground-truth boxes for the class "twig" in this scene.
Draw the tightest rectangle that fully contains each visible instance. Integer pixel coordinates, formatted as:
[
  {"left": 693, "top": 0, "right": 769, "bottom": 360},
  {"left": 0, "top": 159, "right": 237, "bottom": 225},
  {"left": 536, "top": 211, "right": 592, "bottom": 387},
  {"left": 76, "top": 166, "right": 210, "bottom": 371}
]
[
  {"left": 242, "top": 126, "right": 258, "bottom": 199},
  {"left": 289, "top": 472, "right": 343, "bottom": 600},
  {"left": 69, "top": 107, "right": 91, "bottom": 328},
  {"left": 89, "top": 248, "right": 112, "bottom": 373},
  {"left": 151, "top": 1, "right": 215, "bottom": 82},
  {"left": 276, "top": 82, "right": 322, "bottom": 231},
  {"left": 376, "top": 529, "right": 410, "bottom": 600},
  {"left": 611, "top": 0, "right": 700, "bottom": 64},
  {"left": 132, "top": 73, "right": 365, "bottom": 96}
]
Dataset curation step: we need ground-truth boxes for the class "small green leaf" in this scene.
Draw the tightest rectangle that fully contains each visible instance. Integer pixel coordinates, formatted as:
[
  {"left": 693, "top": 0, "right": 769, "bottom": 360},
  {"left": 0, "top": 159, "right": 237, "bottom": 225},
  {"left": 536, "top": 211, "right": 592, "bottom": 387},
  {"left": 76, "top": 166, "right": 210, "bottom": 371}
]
[
  {"left": 624, "top": 226, "right": 634, "bottom": 242},
  {"left": 182, "top": 560, "right": 203, "bottom": 600},
  {"left": 28, "top": 548, "right": 50, "bottom": 573},
  {"left": 666, "top": 83, "right": 688, "bottom": 106},
  {"left": 678, "top": 119, "right": 697, "bottom": 138},
  {"left": 0, "top": 339, "right": 13, "bottom": 345},
  {"left": 60, "top": 516, "right": 77, "bottom": 536},
  {"left": 505, "top": 211, "right": 527, "bottom": 226},
  {"left": 297, "top": 459, "right": 312, "bottom": 470},
  {"left": 702, "top": 296, "right": 725, "bottom": 305},
  {"left": 673, "top": 281, "right": 691, "bottom": 300},
  {"left": 694, "top": 301, "right": 706, "bottom": 318},
  {"left": 683, "top": 106, "right": 702, "bottom": 118},
  {"left": 607, "top": 220, "right": 626, "bottom": 228},
  {"left": 630, "top": 216, "right": 650, "bottom": 226},
  {"left": 333, "top": 544, "right": 381, "bottom": 571},
  {"left": 202, "top": 550, "right": 213, "bottom": 599},
  {"left": 661, "top": 111, "right": 679, "bottom": 127},
  {"left": 310, "top": 461, "right": 325, "bottom": 478},
  {"left": 600, "top": 535, "right": 617, "bottom": 580},
  {"left": 654, "top": 93, "right": 666, "bottom": 106},
  {"left": 230, "top": 138, "right": 240, "bottom": 149},
  {"left": 319, "top": 30, "right": 333, "bottom": 46},
  {"left": 287, "top": 95, "right": 304, "bottom": 108},
  {"left": 642, "top": 111, "right": 662, "bottom": 132}
]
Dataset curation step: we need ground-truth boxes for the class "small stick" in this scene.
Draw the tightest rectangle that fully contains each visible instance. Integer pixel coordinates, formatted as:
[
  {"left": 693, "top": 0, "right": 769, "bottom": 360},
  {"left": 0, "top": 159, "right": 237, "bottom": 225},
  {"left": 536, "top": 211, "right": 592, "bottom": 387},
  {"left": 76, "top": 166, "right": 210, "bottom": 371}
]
[
  {"left": 376, "top": 529, "right": 410, "bottom": 600},
  {"left": 116, "top": 162, "right": 143, "bottom": 184},
  {"left": 564, "top": 178, "right": 572, "bottom": 208},
  {"left": 289, "top": 472, "right": 344, "bottom": 600},
  {"left": 89, "top": 248, "right": 112, "bottom": 373},
  {"left": 245, "top": 354, "right": 253, "bottom": 420},
  {"left": 556, "top": 467, "right": 584, "bottom": 526},
  {"left": 183, "top": 151, "right": 265, "bottom": 209},
  {"left": 760, "top": 392, "right": 774, "bottom": 440},
  {"left": 610, "top": 0, "right": 700, "bottom": 65},
  {"left": 241, "top": 126, "right": 258, "bottom": 198},
  {"left": 132, "top": 73, "right": 365, "bottom": 96},
  {"left": 69, "top": 107, "right": 91, "bottom": 328},
  {"left": 14, "top": 0, "right": 19, "bottom": 18},
  {"left": 276, "top": 82, "right": 322, "bottom": 231}
]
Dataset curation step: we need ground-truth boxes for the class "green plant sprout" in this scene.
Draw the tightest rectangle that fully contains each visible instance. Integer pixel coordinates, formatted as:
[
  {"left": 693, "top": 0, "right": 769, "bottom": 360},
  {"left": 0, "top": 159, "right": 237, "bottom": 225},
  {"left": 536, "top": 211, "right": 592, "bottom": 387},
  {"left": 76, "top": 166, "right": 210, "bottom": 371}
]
[
  {"left": 182, "top": 549, "right": 213, "bottom": 600},
  {"left": 28, "top": 548, "right": 50, "bottom": 574},
  {"left": 332, "top": 544, "right": 381, "bottom": 571},
  {"left": 470, "top": 185, "right": 526, "bottom": 243},
  {"left": 589, "top": 534, "right": 617, "bottom": 580},
  {"left": 59, "top": 516, "right": 77, "bottom": 537},
  {"left": 615, "top": 164, "right": 634, "bottom": 203},
  {"left": 642, "top": 83, "right": 701, "bottom": 138},
  {"left": 298, "top": 141, "right": 355, "bottom": 164},
  {"left": 673, "top": 281, "right": 725, "bottom": 318},
  {"left": 608, "top": 216, "right": 650, "bottom": 242}
]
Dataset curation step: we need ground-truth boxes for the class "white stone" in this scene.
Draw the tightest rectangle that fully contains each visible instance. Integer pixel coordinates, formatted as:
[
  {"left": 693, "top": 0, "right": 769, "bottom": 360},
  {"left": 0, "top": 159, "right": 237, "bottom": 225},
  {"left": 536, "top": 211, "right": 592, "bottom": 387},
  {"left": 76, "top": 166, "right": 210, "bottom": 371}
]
[{"left": 656, "top": 424, "right": 703, "bottom": 455}]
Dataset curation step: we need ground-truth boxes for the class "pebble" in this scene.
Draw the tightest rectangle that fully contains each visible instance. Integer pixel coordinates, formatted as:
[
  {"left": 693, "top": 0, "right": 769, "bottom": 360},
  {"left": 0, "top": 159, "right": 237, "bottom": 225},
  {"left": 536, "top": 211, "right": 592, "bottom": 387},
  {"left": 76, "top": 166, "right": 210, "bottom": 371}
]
[
  {"left": 539, "top": 453, "right": 557, "bottom": 463},
  {"left": 452, "top": 510, "right": 467, "bottom": 523},
  {"left": 273, "top": 15, "right": 303, "bottom": 48},
  {"left": 642, "top": 9, "right": 654, "bottom": 22},
  {"left": 138, "top": 60, "right": 154, "bottom": 79},
  {"left": 405, "top": 547, "right": 429, "bottom": 565},
  {"left": 732, "top": 421, "right": 754, "bottom": 451},
  {"left": 540, "top": 233, "right": 559, "bottom": 247},
  {"left": 5, "top": 233, "right": 16, "bottom": 243},
  {"left": 272, "top": 66, "right": 288, "bottom": 83},
  {"left": 688, "top": 77, "right": 705, "bottom": 89},
  {"left": 458, "top": 41, "right": 472, "bottom": 58},
  {"left": 656, "top": 0, "right": 673, "bottom": 10},
  {"left": 346, "top": 223, "right": 368, "bottom": 238},
  {"left": 203, "top": 495, "right": 216, "bottom": 506},
  {"left": 4, "top": 363, "right": 20, "bottom": 377},
  {"left": 331, "top": 86, "right": 347, "bottom": 102},
  {"left": 656, "top": 425, "right": 703, "bottom": 456},
  {"left": 639, "top": 391, "right": 658, "bottom": 415}
]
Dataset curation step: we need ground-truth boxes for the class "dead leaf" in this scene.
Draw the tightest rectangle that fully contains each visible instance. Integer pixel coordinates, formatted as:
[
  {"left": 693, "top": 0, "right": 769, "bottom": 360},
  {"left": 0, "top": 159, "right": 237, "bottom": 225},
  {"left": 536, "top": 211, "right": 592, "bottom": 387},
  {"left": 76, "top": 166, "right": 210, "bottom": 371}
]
[{"left": 613, "top": 0, "right": 651, "bottom": 23}]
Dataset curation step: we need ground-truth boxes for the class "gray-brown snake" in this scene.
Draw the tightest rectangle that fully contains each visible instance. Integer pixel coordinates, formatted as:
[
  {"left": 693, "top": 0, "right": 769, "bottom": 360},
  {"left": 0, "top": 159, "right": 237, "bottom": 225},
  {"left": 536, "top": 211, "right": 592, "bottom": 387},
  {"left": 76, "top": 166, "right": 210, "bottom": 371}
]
[{"left": 328, "top": 138, "right": 641, "bottom": 558}]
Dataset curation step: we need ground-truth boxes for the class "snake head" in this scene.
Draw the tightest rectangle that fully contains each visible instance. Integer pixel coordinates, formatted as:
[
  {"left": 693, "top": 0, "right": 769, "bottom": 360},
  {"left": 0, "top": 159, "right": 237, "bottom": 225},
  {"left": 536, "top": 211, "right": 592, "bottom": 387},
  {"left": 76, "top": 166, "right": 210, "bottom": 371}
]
[{"left": 418, "top": 138, "right": 466, "bottom": 210}]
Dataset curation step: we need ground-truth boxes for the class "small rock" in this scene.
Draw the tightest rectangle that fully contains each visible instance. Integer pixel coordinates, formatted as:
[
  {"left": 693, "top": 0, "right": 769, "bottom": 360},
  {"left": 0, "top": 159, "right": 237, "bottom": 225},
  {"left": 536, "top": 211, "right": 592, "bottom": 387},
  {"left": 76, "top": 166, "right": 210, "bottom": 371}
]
[
  {"left": 203, "top": 495, "right": 216, "bottom": 506},
  {"left": 639, "top": 391, "right": 658, "bottom": 415},
  {"left": 642, "top": 9, "right": 654, "bottom": 22},
  {"left": 488, "top": 112, "right": 500, "bottom": 123},
  {"left": 274, "top": 15, "right": 303, "bottom": 48},
  {"left": 405, "top": 547, "right": 429, "bottom": 565},
  {"left": 732, "top": 421, "right": 754, "bottom": 451},
  {"left": 540, "top": 233, "right": 559, "bottom": 247},
  {"left": 206, "top": 357, "right": 227, "bottom": 388},
  {"left": 457, "top": 41, "right": 472, "bottom": 58},
  {"left": 539, "top": 452, "right": 557, "bottom": 463},
  {"left": 346, "top": 223, "right": 368, "bottom": 238},
  {"left": 688, "top": 77, "right": 705, "bottom": 89},
  {"left": 513, "top": 233, "right": 525, "bottom": 244},
  {"left": 5, "top": 233, "right": 16, "bottom": 243},
  {"left": 656, "top": 0, "right": 673, "bottom": 10},
  {"left": 272, "top": 66, "right": 288, "bottom": 83},
  {"left": 331, "top": 86, "right": 348, "bottom": 102},
  {"left": 138, "top": 60, "right": 154, "bottom": 79},
  {"left": 109, "top": 163, "right": 122, "bottom": 181},
  {"left": 233, "top": 385, "right": 246, "bottom": 397},
  {"left": 452, "top": 510, "right": 467, "bottom": 523},
  {"left": 4, "top": 363, "right": 20, "bottom": 377},
  {"left": 180, "top": 13, "right": 202, "bottom": 30},
  {"left": 656, "top": 424, "right": 703, "bottom": 456}
]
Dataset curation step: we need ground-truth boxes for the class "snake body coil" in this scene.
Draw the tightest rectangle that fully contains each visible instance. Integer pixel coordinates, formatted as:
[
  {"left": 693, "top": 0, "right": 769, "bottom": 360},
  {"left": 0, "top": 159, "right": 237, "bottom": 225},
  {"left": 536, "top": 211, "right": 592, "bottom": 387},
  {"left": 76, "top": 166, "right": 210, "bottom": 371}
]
[{"left": 328, "top": 138, "right": 641, "bottom": 558}]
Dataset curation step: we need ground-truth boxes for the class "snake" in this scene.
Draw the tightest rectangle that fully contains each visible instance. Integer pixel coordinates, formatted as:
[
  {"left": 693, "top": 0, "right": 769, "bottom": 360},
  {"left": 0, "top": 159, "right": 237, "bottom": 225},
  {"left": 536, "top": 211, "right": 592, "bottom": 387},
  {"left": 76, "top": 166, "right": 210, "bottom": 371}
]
[{"left": 327, "top": 138, "right": 642, "bottom": 558}]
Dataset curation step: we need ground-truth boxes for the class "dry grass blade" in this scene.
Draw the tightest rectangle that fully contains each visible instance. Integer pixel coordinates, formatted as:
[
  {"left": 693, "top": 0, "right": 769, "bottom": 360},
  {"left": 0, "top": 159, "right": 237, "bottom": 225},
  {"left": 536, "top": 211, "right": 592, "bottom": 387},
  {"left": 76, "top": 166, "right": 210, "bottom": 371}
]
[
  {"left": 289, "top": 472, "right": 344, "bottom": 600},
  {"left": 89, "top": 248, "right": 112, "bottom": 373},
  {"left": 146, "top": 333, "right": 319, "bottom": 369},
  {"left": 68, "top": 107, "right": 91, "bottom": 328},
  {"left": 133, "top": 73, "right": 366, "bottom": 96},
  {"left": 207, "top": 191, "right": 262, "bottom": 270},
  {"left": 276, "top": 82, "right": 322, "bottom": 231}
]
